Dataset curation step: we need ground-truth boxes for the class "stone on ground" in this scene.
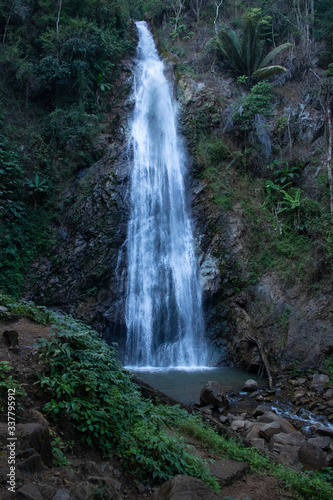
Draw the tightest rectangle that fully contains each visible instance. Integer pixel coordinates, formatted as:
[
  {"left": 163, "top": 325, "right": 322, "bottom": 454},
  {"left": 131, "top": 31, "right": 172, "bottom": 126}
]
[
  {"left": 299, "top": 441, "right": 328, "bottom": 470},
  {"left": 311, "top": 374, "right": 329, "bottom": 391},
  {"left": 150, "top": 475, "right": 220, "bottom": 500},
  {"left": 17, "top": 484, "right": 44, "bottom": 500},
  {"left": 208, "top": 458, "right": 248, "bottom": 486},
  {"left": 242, "top": 379, "right": 258, "bottom": 392},
  {"left": 269, "top": 432, "right": 304, "bottom": 465},
  {"left": 53, "top": 490, "right": 70, "bottom": 500},
  {"left": 308, "top": 436, "right": 331, "bottom": 450},
  {"left": 243, "top": 422, "right": 266, "bottom": 441},
  {"left": 257, "top": 411, "right": 297, "bottom": 434},
  {"left": 249, "top": 437, "right": 266, "bottom": 450},
  {"left": 259, "top": 421, "right": 282, "bottom": 441},
  {"left": 18, "top": 454, "right": 43, "bottom": 473},
  {"left": 16, "top": 424, "right": 53, "bottom": 467},
  {"left": 200, "top": 381, "right": 230, "bottom": 409}
]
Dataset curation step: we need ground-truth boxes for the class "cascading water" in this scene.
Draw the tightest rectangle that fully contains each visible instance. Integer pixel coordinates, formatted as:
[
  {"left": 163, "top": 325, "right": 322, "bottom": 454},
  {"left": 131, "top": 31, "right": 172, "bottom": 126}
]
[{"left": 125, "top": 21, "right": 208, "bottom": 369}]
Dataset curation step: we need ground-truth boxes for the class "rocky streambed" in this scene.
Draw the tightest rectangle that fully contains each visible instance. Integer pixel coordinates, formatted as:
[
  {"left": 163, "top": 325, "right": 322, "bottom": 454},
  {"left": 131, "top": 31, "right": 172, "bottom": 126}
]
[{"left": 195, "top": 374, "right": 333, "bottom": 472}]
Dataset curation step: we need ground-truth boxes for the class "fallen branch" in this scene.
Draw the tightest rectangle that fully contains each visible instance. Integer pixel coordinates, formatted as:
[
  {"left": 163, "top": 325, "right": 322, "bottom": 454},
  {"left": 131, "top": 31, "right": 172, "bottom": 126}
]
[{"left": 245, "top": 334, "right": 274, "bottom": 390}]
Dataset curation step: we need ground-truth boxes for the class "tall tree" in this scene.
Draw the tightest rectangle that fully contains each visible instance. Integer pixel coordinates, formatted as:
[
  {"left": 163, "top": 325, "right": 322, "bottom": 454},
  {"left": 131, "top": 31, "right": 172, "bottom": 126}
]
[{"left": 190, "top": 0, "right": 203, "bottom": 22}]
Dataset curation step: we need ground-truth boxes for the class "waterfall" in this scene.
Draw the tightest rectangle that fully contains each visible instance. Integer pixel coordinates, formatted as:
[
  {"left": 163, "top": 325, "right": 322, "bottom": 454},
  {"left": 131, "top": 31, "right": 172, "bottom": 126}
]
[{"left": 125, "top": 21, "right": 208, "bottom": 369}]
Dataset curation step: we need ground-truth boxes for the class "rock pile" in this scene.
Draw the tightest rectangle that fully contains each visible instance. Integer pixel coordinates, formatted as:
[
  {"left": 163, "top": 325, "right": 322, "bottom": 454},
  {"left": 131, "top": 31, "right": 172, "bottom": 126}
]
[
  {"left": 0, "top": 420, "right": 138, "bottom": 500},
  {"left": 279, "top": 373, "right": 333, "bottom": 421},
  {"left": 195, "top": 378, "right": 333, "bottom": 471}
]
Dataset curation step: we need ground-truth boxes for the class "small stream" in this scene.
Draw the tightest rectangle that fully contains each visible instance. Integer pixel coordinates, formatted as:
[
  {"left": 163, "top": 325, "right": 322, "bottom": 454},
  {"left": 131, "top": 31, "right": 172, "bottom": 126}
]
[
  {"left": 271, "top": 402, "right": 333, "bottom": 434},
  {"left": 132, "top": 367, "right": 265, "bottom": 406}
]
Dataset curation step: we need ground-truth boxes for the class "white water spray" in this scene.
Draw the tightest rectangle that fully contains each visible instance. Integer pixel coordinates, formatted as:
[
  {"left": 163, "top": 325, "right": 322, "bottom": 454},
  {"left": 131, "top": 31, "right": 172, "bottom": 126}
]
[{"left": 125, "top": 22, "right": 208, "bottom": 368}]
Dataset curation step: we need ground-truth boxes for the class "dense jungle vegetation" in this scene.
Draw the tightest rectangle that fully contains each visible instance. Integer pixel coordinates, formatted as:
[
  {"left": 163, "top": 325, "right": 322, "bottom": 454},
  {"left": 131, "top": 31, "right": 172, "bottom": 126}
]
[{"left": 0, "top": 0, "right": 139, "bottom": 296}]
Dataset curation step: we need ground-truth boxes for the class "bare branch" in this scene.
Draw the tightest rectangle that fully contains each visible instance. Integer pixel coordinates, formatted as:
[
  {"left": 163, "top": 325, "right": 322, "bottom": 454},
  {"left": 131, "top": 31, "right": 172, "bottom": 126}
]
[
  {"left": 56, "top": 0, "right": 63, "bottom": 39},
  {"left": 214, "top": 0, "right": 224, "bottom": 34}
]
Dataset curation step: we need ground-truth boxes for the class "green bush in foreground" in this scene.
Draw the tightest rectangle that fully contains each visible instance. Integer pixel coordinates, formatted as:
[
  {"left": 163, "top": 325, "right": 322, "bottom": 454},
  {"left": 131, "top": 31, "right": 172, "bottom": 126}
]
[{"left": 36, "top": 309, "right": 218, "bottom": 489}]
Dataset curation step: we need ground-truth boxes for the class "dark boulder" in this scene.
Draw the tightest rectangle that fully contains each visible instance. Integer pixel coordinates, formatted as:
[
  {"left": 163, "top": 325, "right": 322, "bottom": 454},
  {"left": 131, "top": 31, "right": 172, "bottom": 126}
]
[
  {"left": 199, "top": 381, "right": 230, "bottom": 409},
  {"left": 150, "top": 475, "right": 220, "bottom": 500}
]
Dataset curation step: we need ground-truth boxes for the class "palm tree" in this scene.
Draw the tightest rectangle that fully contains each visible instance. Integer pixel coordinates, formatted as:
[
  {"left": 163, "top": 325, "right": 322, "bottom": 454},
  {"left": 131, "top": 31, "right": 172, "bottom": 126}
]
[{"left": 217, "top": 14, "right": 292, "bottom": 81}]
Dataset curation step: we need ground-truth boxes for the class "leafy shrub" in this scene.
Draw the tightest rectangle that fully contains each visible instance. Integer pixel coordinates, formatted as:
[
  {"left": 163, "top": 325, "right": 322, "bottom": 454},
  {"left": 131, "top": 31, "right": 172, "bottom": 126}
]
[
  {"left": 37, "top": 18, "right": 132, "bottom": 108},
  {"left": 51, "top": 436, "right": 72, "bottom": 467},
  {"left": 46, "top": 106, "right": 102, "bottom": 151},
  {"left": 0, "top": 207, "right": 51, "bottom": 297},
  {"left": 0, "top": 131, "right": 25, "bottom": 220},
  {"left": 35, "top": 312, "right": 218, "bottom": 489},
  {"left": 0, "top": 361, "right": 26, "bottom": 413},
  {"left": 233, "top": 80, "right": 274, "bottom": 131},
  {"left": 196, "top": 138, "right": 231, "bottom": 168}
]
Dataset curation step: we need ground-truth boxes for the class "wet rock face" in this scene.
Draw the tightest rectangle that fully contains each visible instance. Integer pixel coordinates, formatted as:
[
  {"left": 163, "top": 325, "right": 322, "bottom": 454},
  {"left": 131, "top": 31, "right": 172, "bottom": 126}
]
[
  {"left": 177, "top": 69, "right": 332, "bottom": 373},
  {"left": 31, "top": 147, "right": 130, "bottom": 345},
  {"left": 29, "top": 73, "right": 134, "bottom": 354}
]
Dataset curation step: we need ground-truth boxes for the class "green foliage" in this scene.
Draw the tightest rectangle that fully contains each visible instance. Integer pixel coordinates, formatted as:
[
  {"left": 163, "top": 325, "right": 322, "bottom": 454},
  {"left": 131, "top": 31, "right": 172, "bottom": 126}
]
[
  {"left": 215, "top": 11, "right": 291, "bottom": 81},
  {"left": 0, "top": 131, "right": 25, "bottom": 219},
  {"left": 0, "top": 0, "right": 135, "bottom": 299},
  {"left": 180, "top": 415, "right": 270, "bottom": 469},
  {"left": 34, "top": 311, "right": 218, "bottom": 489},
  {"left": 269, "top": 160, "right": 300, "bottom": 185},
  {"left": 37, "top": 17, "right": 131, "bottom": 108},
  {"left": 315, "top": 0, "right": 333, "bottom": 61},
  {"left": 51, "top": 436, "right": 72, "bottom": 467},
  {"left": 24, "top": 174, "right": 49, "bottom": 207},
  {"left": 233, "top": 80, "right": 274, "bottom": 131},
  {"left": 0, "top": 291, "right": 54, "bottom": 324},
  {"left": 324, "top": 354, "right": 333, "bottom": 381},
  {"left": 276, "top": 308, "right": 291, "bottom": 347},
  {"left": 195, "top": 138, "right": 231, "bottom": 168},
  {"left": 274, "top": 464, "right": 333, "bottom": 500},
  {"left": 186, "top": 103, "right": 221, "bottom": 143},
  {"left": 266, "top": 181, "right": 302, "bottom": 214},
  {"left": 46, "top": 105, "right": 102, "bottom": 152},
  {"left": 275, "top": 116, "right": 289, "bottom": 133},
  {"left": 0, "top": 361, "right": 26, "bottom": 413},
  {"left": 0, "top": 207, "right": 51, "bottom": 297}
]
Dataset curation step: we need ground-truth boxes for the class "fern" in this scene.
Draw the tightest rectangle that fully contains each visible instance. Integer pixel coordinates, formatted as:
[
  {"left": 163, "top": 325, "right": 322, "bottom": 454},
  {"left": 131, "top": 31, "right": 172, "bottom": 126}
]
[{"left": 216, "top": 16, "right": 292, "bottom": 81}]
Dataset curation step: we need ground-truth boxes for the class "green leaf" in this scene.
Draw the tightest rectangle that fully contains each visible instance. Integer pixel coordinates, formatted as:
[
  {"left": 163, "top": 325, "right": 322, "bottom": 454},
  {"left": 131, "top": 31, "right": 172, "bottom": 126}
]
[{"left": 252, "top": 65, "right": 288, "bottom": 79}]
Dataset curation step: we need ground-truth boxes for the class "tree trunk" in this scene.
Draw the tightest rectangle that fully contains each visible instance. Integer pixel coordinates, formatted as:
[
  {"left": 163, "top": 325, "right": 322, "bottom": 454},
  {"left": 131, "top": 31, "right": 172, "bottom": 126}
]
[
  {"left": 214, "top": 0, "right": 224, "bottom": 34},
  {"left": 2, "top": 10, "right": 12, "bottom": 46},
  {"left": 327, "top": 106, "right": 333, "bottom": 221},
  {"left": 245, "top": 334, "right": 274, "bottom": 389},
  {"left": 56, "top": 0, "right": 63, "bottom": 38}
]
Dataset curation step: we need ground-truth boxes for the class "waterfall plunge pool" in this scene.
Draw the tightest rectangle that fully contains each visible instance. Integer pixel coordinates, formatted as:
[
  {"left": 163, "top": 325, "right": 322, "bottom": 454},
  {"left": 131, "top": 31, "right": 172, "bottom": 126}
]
[{"left": 128, "top": 366, "right": 266, "bottom": 407}]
